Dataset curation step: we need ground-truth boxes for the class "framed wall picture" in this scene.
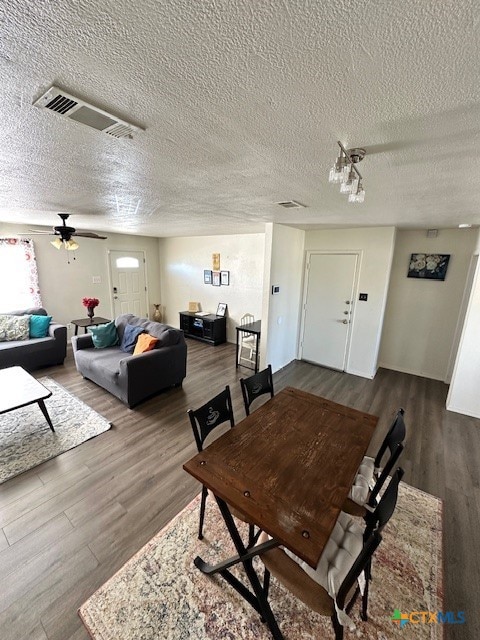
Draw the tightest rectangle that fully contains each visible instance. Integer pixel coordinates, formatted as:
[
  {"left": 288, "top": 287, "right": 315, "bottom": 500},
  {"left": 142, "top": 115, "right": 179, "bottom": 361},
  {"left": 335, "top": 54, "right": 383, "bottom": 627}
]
[
  {"left": 212, "top": 271, "right": 221, "bottom": 286},
  {"left": 220, "top": 270, "right": 230, "bottom": 285},
  {"left": 407, "top": 253, "right": 450, "bottom": 281},
  {"left": 212, "top": 253, "right": 220, "bottom": 271},
  {"left": 204, "top": 270, "right": 212, "bottom": 284},
  {"left": 216, "top": 302, "right": 227, "bottom": 317}
]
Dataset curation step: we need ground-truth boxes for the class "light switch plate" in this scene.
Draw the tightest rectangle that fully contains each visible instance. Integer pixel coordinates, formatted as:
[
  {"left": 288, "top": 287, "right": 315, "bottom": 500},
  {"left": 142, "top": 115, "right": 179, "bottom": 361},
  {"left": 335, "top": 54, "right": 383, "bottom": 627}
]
[{"left": 92, "top": 276, "right": 101, "bottom": 284}]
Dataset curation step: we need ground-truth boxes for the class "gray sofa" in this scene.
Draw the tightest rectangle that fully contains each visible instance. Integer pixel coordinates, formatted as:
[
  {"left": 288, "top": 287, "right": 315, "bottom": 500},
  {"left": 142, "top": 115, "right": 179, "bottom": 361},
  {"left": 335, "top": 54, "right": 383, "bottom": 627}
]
[
  {"left": 0, "top": 307, "right": 67, "bottom": 371},
  {"left": 71, "top": 313, "right": 187, "bottom": 408}
]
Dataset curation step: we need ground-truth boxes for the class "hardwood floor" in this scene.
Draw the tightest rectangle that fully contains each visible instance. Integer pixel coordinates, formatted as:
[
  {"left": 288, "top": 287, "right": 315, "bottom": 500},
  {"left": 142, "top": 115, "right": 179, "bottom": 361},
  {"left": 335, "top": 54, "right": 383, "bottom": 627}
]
[{"left": 0, "top": 339, "right": 478, "bottom": 639}]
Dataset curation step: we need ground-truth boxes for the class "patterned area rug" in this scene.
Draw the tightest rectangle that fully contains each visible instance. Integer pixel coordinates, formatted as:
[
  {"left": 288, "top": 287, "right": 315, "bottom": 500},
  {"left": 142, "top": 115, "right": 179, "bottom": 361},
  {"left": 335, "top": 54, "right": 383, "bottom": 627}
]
[
  {"left": 0, "top": 377, "right": 111, "bottom": 483},
  {"left": 79, "top": 482, "right": 443, "bottom": 639}
]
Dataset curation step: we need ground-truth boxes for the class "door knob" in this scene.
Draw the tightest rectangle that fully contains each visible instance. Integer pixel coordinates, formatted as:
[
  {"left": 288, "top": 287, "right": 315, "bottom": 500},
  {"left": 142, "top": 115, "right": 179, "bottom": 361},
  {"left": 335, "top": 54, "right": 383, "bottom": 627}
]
[
  {"left": 343, "top": 311, "right": 349, "bottom": 315},
  {"left": 342, "top": 319, "right": 348, "bottom": 324},
  {"left": 114, "top": 296, "right": 118, "bottom": 300},
  {"left": 345, "top": 300, "right": 351, "bottom": 305}
]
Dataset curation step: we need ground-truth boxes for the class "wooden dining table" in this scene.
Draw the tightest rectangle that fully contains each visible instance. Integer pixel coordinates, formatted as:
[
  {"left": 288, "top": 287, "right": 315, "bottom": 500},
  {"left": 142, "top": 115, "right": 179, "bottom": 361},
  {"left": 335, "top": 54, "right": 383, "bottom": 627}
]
[{"left": 183, "top": 386, "right": 378, "bottom": 639}]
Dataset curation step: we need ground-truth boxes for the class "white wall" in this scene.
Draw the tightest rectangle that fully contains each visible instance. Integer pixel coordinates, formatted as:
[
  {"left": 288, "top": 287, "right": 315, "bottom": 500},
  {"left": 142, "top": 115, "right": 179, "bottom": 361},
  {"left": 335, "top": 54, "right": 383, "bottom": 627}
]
[
  {"left": 0, "top": 222, "right": 161, "bottom": 337},
  {"left": 447, "top": 229, "right": 480, "bottom": 418},
  {"left": 159, "top": 234, "right": 265, "bottom": 341},
  {"left": 304, "top": 227, "right": 396, "bottom": 378},
  {"left": 261, "top": 224, "right": 305, "bottom": 372},
  {"left": 379, "top": 229, "right": 477, "bottom": 381}
]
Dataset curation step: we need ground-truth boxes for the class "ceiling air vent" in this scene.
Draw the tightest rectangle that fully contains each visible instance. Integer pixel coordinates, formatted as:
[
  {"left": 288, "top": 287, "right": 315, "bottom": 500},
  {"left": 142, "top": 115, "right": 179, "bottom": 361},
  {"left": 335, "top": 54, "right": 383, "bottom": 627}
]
[
  {"left": 276, "top": 200, "right": 306, "bottom": 209},
  {"left": 33, "top": 86, "right": 144, "bottom": 139}
]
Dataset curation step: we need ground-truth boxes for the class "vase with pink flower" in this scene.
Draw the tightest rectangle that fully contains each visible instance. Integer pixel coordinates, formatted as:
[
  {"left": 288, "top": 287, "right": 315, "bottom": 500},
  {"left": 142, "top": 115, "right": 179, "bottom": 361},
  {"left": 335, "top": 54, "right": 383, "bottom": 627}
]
[{"left": 82, "top": 297, "right": 100, "bottom": 320}]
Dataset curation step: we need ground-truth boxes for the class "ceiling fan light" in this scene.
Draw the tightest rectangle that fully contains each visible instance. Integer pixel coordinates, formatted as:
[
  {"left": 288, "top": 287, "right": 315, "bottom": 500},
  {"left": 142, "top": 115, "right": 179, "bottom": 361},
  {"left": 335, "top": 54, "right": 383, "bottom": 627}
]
[
  {"left": 328, "top": 154, "right": 348, "bottom": 183},
  {"left": 340, "top": 170, "right": 357, "bottom": 194},
  {"left": 65, "top": 239, "right": 79, "bottom": 251},
  {"left": 51, "top": 237, "right": 62, "bottom": 249},
  {"left": 348, "top": 182, "right": 365, "bottom": 203}
]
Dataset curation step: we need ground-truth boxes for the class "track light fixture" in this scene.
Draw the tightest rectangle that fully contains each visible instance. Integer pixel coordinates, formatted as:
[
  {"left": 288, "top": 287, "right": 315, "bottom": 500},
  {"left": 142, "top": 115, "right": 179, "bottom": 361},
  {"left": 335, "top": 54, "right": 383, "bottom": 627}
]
[{"left": 329, "top": 141, "right": 366, "bottom": 203}]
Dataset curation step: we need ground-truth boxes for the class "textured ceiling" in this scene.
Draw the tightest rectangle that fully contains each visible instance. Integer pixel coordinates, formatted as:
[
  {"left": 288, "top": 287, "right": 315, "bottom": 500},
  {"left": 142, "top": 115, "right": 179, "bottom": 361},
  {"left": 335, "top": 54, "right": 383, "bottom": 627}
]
[{"left": 0, "top": 0, "right": 479, "bottom": 237}]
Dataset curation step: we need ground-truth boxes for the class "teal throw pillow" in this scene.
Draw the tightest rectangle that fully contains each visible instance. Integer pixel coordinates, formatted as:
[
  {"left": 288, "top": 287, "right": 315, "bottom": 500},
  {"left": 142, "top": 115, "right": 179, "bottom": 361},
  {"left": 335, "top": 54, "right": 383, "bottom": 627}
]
[
  {"left": 88, "top": 321, "right": 119, "bottom": 349},
  {"left": 29, "top": 314, "right": 52, "bottom": 338}
]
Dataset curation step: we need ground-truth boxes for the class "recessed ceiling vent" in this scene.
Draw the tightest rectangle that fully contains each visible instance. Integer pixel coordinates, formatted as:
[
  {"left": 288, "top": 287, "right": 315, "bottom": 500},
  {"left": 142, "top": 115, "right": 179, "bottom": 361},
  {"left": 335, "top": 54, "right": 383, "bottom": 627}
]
[
  {"left": 276, "top": 200, "right": 306, "bottom": 209},
  {"left": 33, "top": 86, "right": 144, "bottom": 139}
]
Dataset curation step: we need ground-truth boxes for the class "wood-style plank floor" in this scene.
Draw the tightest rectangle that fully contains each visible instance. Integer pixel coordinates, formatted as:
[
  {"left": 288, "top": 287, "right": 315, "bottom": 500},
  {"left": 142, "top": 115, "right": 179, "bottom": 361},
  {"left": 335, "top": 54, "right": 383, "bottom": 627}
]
[{"left": 0, "top": 340, "right": 478, "bottom": 639}]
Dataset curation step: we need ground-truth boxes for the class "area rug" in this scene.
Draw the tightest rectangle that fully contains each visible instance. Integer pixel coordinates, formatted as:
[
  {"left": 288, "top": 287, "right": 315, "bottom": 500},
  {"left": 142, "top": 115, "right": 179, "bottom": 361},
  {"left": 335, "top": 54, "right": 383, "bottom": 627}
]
[
  {"left": 79, "top": 482, "right": 443, "bottom": 639},
  {"left": 0, "top": 377, "right": 111, "bottom": 484}
]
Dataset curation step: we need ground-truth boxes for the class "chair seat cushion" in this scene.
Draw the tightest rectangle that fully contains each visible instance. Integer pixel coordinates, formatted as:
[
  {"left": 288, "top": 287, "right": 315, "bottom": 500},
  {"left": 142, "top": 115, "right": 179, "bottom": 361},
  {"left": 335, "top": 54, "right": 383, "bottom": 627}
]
[
  {"left": 348, "top": 456, "right": 375, "bottom": 506},
  {"left": 285, "top": 511, "right": 364, "bottom": 598}
]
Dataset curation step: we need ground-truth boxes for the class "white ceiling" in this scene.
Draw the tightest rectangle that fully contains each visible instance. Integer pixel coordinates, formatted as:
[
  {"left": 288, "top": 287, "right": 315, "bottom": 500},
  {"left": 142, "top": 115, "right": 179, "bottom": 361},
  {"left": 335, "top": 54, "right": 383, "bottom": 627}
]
[{"left": 0, "top": 0, "right": 479, "bottom": 238}]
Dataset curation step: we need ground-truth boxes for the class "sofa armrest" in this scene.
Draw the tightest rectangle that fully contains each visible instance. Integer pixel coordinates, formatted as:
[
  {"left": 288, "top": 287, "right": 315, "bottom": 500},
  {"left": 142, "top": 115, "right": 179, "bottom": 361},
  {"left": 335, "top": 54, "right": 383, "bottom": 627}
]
[
  {"left": 49, "top": 322, "right": 67, "bottom": 342},
  {"left": 71, "top": 334, "right": 95, "bottom": 352}
]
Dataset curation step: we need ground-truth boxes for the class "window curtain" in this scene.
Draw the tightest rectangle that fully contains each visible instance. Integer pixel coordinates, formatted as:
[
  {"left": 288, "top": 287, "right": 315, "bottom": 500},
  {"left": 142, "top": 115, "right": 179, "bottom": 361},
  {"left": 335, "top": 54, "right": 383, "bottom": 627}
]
[{"left": 0, "top": 238, "right": 42, "bottom": 311}]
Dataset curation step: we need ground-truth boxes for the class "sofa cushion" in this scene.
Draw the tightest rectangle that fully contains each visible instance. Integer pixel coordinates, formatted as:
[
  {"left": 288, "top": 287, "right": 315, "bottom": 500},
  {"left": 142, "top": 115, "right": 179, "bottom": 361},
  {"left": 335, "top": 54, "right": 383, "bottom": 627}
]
[
  {"left": 133, "top": 333, "right": 158, "bottom": 354},
  {"left": 0, "top": 314, "right": 31, "bottom": 341},
  {"left": 88, "top": 321, "right": 119, "bottom": 348},
  {"left": 120, "top": 324, "right": 145, "bottom": 354},
  {"left": 29, "top": 314, "right": 52, "bottom": 338},
  {"left": 3, "top": 307, "right": 47, "bottom": 317},
  {"left": 75, "top": 348, "right": 125, "bottom": 385}
]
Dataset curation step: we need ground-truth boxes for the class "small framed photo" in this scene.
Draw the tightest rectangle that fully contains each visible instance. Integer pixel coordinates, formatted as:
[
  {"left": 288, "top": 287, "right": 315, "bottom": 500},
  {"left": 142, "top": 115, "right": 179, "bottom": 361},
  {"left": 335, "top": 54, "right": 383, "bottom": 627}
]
[
  {"left": 212, "top": 271, "right": 221, "bottom": 286},
  {"left": 204, "top": 270, "right": 212, "bottom": 284},
  {"left": 216, "top": 302, "right": 227, "bottom": 317},
  {"left": 220, "top": 270, "right": 230, "bottom": 286}
]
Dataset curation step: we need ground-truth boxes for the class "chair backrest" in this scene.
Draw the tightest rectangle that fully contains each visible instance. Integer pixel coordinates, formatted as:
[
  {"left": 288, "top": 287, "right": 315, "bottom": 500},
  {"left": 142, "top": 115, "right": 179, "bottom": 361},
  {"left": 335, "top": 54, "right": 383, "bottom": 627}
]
[
  {"left": 365, "top": 467, "right": 404, "bottom": 538},
  {"left": 367, "top": 443, "right": 404, "bottom": 508},
  {"left": 187, "top": 386, "right": 235, "bottom": 452},
  {"left": 374, "top": 408, "right": 406, "bottom": 469},
  {"left": 336, "top": 530, "right": 382, "bottom": 611},
  {"left": 240, "top": 313, "right": 255, "bottom": 327},
  {"left": 240, "top": 364, "right": 274, "bottom": 416}
]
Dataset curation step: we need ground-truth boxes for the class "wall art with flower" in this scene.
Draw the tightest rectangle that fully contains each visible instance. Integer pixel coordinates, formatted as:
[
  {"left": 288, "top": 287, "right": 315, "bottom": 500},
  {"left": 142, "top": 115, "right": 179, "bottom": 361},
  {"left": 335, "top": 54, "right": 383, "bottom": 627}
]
[{"left": 407, "top": 253, "right": 450, "bottom": 281}]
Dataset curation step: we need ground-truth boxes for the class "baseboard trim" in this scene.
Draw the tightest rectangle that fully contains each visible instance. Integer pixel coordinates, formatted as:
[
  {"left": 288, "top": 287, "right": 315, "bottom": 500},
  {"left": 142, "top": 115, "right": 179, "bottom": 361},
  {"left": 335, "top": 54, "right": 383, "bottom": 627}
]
[
  {"left": 446, "top": 403, "right": 480, "bottom": 419},
  {"left": 377, "top": 362, "right": 445, "bottom": 382}
]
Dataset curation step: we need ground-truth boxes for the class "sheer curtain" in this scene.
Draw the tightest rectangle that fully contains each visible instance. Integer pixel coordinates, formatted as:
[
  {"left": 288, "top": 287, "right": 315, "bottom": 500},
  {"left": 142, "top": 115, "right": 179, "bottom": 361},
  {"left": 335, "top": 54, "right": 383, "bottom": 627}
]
[{"left": 0, "top": 238, "right": 42, "bottom": 311}]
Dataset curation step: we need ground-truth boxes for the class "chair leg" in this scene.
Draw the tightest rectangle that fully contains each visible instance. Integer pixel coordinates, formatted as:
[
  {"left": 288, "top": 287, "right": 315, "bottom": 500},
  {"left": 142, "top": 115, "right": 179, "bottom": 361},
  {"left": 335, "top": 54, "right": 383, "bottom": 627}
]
[
  {"left": 331, "top": 611, "right": 344, "bottom": 640},
  {"left": 263, "top": 567, "right": 271, "bottom": 598},
  {"left": 198, "top": 485, "right": 208, "bottom": 540},
  {"left": 361, "top": 575, "right": 370, "bottom": 621}
]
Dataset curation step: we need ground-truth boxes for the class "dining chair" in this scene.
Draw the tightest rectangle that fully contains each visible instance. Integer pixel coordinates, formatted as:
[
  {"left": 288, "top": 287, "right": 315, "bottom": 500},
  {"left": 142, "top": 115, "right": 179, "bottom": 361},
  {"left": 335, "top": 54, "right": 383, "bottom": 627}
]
[
  {"left": 238, "top": 313, "right": 256, "bottom": 365},
  {"left": 240, "top": 364, "right": 274, "bottom": 416},
  {"left": 258, "top": 467, "right": 404, "bottom": 639},
  {"left": 343, "top": 408, "right": 406, "bottom": 517},
  {"left": 187, "top": 386, "right": 235, "bottom": 539}
]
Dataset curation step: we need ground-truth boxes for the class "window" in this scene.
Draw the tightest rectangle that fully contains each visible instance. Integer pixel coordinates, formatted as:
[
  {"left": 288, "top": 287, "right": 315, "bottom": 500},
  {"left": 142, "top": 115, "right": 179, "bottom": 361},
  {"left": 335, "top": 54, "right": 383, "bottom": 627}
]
[
  {"left": 116, "top": 256, "right": 139, "bottom": 269},
  {"left": 0, "top": 238, "right": 42, "bottom": 311}
]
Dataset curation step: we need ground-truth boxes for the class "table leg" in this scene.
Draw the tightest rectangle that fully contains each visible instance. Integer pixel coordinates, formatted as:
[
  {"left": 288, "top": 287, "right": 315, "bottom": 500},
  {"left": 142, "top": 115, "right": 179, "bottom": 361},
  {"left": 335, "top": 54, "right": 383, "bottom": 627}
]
[
  {"left": 235, "top": 329, "right": 240, "bottom": 369},
  {"left": 194, "top": 495, "right": 284, "bottom": 640},
  {"left": 37, "top": 399, "right": 55, "bottom": 432},
  {"left": 74, "top": 325, "right": 79, "bottom": 336},
  {"left": 255, "top": 335, "right": 260, "bottom": 373}
]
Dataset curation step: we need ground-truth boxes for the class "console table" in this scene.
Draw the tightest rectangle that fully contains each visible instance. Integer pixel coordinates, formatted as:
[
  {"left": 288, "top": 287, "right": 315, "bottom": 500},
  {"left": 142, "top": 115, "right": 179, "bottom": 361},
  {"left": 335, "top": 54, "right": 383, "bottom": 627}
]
[
  {"left": 71, "top": 317, "right": 111, "bottom": 336},
  {"left": 179, "top": 312, "right": 226, "bottom": 346}
]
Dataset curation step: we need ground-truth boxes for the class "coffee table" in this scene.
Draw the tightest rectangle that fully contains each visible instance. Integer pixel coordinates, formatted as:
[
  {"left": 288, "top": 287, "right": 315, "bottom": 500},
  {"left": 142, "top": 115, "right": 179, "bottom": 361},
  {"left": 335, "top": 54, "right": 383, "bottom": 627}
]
[
  {"left": 0, "top": 366, "right": 55, "bottom": 432},
  {"left": 71, "top": 317, "right": 111, "bottom": 336}
]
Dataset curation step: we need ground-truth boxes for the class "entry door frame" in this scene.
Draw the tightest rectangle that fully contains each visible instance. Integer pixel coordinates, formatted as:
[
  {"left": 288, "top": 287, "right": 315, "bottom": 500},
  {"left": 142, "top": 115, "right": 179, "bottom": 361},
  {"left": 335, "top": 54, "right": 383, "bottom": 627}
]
[
  {"left": 107, "top": 249, "right": 149, "bottom": 319},
  {"left": 298, "top": 250, "right": 361, "bottom": 372}
]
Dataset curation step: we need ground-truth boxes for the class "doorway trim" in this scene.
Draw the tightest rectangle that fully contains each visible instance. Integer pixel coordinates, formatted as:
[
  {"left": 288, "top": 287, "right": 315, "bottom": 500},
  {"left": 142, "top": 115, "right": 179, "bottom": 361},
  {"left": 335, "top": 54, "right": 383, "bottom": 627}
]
[
  {"left": 298, "top": 250, "right": 361, "bottom": 372},
  {"left": 107, "top": 249, "right": 149, "bottom": 319}
]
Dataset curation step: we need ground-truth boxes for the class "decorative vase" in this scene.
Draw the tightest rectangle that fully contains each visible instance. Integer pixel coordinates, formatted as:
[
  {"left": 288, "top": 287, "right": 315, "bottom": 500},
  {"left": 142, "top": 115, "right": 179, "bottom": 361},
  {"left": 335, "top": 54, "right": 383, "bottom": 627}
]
[
  {"left": 87, "top": 306, "right": 95, "bottom": 319},
  {"left": 153, "top": 304, "right": 162, "bottom": 322}
]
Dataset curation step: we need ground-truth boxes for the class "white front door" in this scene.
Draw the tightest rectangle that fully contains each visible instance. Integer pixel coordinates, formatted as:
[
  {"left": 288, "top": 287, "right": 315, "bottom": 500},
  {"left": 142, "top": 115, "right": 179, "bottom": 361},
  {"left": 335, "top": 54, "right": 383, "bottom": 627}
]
[
  {"left": 109, "top": 250, "right": 147, "bottom": 318},
  {"left": 300, "top": 253, "right": 358, "bottom": 371}
]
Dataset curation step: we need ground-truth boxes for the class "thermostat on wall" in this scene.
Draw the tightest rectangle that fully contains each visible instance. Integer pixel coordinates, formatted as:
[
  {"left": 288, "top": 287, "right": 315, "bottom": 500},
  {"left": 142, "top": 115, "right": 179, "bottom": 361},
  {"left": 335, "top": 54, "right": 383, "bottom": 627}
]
[{"left": 272, "top": 285, "right": 280, "bottom": 295}]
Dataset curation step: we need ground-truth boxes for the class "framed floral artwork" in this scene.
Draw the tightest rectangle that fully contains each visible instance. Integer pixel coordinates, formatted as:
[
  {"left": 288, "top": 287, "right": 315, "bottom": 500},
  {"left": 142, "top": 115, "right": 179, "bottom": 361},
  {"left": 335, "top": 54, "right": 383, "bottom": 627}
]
[
  {"left": 204, "top": 270, "right": 212, "bottom": 284},
  {"left": 220, "top": 270, "right": 230, "bottom": 285},
  {"left": 212, "top": 271, "right": 221, "bottom": 286},
  {"left": 407, "top": 253, "right": 450, "bottom": 281}
]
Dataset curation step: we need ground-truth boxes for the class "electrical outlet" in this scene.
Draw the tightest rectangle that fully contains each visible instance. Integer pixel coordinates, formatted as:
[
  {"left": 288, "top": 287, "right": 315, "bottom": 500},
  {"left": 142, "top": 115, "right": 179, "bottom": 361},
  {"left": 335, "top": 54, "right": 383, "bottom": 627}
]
[{"left": 67, "top": 323, "right": 72, "bottom": 329}]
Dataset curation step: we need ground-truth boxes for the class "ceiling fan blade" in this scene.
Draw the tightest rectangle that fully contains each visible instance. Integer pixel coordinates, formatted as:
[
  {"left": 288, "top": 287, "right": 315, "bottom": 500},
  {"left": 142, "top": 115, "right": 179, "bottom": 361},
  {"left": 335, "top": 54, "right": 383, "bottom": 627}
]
[
  {"left": 16, "top": 230, "right": 55, "bottom": 235},
  {"left": 72, "top": 231, "right": 107, "bottom": 239}
]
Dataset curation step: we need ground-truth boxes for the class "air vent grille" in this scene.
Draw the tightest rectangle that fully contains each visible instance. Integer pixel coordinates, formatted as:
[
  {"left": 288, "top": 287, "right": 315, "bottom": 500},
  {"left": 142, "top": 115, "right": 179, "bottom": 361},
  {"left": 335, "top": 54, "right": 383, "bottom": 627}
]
[
  {"left": 33, "top": 85, "right": 144, "bottom": 139},
  {"left": 276, "top": 200, "right": 306, "bottom": 209}
]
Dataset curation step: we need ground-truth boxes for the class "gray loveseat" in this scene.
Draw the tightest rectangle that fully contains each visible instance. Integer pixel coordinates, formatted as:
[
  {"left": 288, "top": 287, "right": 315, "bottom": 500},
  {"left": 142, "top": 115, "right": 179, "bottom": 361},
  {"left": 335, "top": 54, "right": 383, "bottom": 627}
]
[
  {"left": 71, "top": 313, "right": 187, "bottom": 408},
  {"left": 0, "top": 307, "right": 67, "bottom": 371}
]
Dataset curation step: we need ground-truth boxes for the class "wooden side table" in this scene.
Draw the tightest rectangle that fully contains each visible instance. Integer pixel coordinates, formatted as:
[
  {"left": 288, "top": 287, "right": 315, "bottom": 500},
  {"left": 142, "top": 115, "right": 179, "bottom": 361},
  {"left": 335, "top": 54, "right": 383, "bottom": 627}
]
[{"left": 71, "top": 317, "right": 111, "bottom": 336}]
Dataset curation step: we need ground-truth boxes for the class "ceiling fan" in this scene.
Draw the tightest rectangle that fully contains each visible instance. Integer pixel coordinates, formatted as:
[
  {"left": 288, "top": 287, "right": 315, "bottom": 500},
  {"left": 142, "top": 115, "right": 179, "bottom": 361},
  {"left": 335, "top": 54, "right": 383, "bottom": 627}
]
[{"left": 26, "top": 213, "right": 107, "bottom": 250}]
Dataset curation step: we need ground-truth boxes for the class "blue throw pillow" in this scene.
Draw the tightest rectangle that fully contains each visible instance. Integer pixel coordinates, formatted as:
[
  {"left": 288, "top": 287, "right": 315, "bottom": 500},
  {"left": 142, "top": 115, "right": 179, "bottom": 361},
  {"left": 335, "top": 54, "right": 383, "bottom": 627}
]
[
  {"left": 29, "top": 314, "right": 52, "bottom": 338},
  {"left": 120, "top": 324, "right": 144, "bottom": 353},
  {"left": 88, "top": 321, "right": 119, "bottom": 349}
]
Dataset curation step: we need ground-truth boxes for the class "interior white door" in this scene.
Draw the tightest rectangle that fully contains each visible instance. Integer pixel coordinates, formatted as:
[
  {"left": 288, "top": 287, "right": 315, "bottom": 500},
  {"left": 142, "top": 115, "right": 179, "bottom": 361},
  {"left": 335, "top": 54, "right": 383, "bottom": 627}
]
[
  {"left": 301, "top": 253, "right": 357, "bottom": 370},
  {"left": 109, "top": 250, "right": 147, "bottom": 318}
]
